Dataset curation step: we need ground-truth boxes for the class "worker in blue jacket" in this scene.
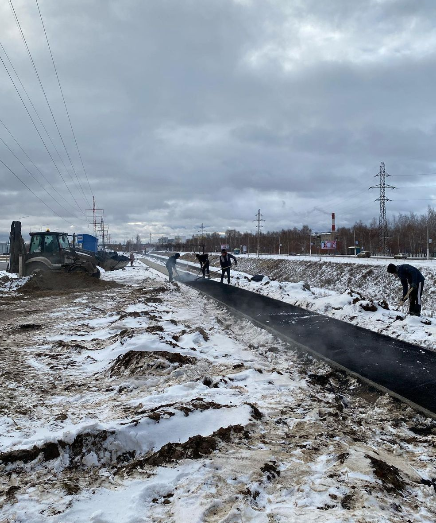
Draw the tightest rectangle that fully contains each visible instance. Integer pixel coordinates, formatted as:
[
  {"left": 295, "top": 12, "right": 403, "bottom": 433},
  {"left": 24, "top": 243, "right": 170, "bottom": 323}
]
[{"left": 387, "top": 263, "right": 425, "bottom": 316}]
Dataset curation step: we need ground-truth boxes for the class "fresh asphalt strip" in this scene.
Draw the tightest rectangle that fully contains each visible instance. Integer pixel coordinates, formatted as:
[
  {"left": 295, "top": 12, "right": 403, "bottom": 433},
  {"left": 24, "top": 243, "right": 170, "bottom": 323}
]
[{"left": 143, "top": 257, "right": 436, "bottom": 418}]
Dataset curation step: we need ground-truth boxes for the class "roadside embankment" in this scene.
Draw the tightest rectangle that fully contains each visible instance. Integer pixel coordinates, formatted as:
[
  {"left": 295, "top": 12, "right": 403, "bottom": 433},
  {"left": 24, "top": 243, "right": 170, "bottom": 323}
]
[{"left": 153, "top": 252, "right": 436, "bottom": 313}]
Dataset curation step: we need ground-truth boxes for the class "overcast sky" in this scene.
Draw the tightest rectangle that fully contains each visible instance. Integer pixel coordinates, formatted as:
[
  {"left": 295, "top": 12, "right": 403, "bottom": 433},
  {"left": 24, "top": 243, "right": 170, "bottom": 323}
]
[{"left": 0, "top": 0, "right": 435, "bottom": 243}]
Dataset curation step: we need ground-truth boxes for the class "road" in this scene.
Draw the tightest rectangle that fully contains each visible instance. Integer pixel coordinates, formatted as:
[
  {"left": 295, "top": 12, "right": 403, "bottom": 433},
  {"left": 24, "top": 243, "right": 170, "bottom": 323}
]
[{"left": 142, "top": 256, "right": 436, "bottom": 419}]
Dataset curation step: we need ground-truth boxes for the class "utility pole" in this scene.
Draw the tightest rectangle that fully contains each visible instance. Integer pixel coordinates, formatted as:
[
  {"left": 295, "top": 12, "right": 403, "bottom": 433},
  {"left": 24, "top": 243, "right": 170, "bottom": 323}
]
[
  {"left": 254, "top": 209, "right": 264, "bottom": 258},
  {"left": 86, "top": 196, "right": 104, "bottom": 238},
  {"left": 369, "top": 162, "right": 395, "bottom": 255},
  {"left": 309, "top": 229, "right": 312, "bottom": 256},
  {"left": 199, "top": 223, "right": 205, "bottom": 253}
]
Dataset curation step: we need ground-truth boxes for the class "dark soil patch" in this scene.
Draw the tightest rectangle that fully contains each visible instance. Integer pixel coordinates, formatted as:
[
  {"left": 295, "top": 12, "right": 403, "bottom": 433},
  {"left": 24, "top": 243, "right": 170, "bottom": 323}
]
[
  {"left": 118, "top": 311, "right": 150, "bottom": 321},
  {"left": 307, "top": 370, "right": 350, "bottom": 392},
  {"left": 420, "top": 478, "right": 436, "bottom": 492},
  {"left": 341, "top": 493, "right": 355, "bottom": 510},
  {"left": 366, "top": 455, "right": 406, "bottom": 493},
  {"left": 248, "top": 403, "right": 263, "bottom": 420},
  {"left": 360, "top": 301, "right": 378, "bottom": 312},
  {"left": 197, "top": 327, "right": 209, "bottom": 341},
  {"left": 337, "top": 452, "right": 349, "bottom": 464},
  {"left": 146, "top": 325, "right": 164, "bottom": 333},
  {"left": 125, "top": 424, "right": 249, "bottom": 470},
  {"left": 140, "top": 399, "right": 225, "bottom": 421},
  {"left": 17, "top": 323, "right": 42, "bottom": 330},
  {"left": 172, "top": 329, "right": 187, "bottom": 342},
  {"left": 0, "top": 441, "right": 60, "bottom": 465},
  {"left": 54, "top": 340, "right": 89, "bottom": 351},
  {"left": 144, "top": 297, "right": 162, "bottom": 304},
  {"left": 109, "top": 350, "right": 197, "bottom": 377},
  {"left": 177, "top": 399, "right": 225, "bottom": 416},
  {"left": 261, "top": 461, "right": 280, "bottom": 481},
  {"left": 20, "top": 271, "right": 121, "bottom": 294}
]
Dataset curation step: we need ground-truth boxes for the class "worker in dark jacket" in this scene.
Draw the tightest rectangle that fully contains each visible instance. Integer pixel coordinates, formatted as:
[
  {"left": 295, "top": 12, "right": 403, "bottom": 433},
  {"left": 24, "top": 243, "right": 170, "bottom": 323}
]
[
  {"left": 219, "top": 249, "right": 237, "bottom": 284},
  {"left": 387, "top": 263, "right": 425, "bottom": 316},
  {"left": 195, "top": 253, "right": 210, "bottom": 278},
  {"left": 166, "top": 253, "right": 180, "bottom": 282}
]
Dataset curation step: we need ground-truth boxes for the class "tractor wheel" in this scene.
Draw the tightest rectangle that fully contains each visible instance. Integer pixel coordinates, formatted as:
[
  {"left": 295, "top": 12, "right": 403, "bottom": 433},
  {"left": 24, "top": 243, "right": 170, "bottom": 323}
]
[{"left": 26, "top": 262, "right": 50, "bottom": 276}]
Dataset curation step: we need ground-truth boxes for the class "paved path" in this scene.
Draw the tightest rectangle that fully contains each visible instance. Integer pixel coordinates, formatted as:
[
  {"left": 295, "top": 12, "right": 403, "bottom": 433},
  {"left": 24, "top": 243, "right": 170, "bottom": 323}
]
[{"left": 142, "top": 257, "right": 436, "bottom": 418}]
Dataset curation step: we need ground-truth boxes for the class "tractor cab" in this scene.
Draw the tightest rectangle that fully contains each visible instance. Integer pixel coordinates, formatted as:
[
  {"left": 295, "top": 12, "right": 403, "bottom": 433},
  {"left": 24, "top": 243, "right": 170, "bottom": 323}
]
[{"left": 28, "top": 231, "right": 71, "bottom": 264}]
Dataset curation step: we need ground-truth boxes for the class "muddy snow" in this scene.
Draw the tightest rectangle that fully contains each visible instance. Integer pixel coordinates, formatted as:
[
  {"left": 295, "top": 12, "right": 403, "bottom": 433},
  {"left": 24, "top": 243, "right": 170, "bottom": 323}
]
[{"left": 0, "top": 260, "right": 435, "bottom": 522}]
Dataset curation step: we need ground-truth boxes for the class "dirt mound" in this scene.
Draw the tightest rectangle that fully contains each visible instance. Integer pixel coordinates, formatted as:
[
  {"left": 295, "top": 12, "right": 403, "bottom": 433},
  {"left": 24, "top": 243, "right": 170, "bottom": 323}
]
[
  {"left": 109, "top": 350, "right": 197, "bottom": 377},
  {"left": 125, "top": 424, "right": 249, "bottom": 470},
  {"left": 20, "top": 271, "right": 121, "bottom": 294}
]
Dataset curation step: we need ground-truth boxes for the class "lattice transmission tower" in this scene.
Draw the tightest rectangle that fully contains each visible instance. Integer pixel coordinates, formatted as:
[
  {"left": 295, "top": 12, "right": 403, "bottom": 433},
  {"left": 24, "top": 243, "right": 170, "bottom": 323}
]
[
  {"left": 369, "top": 162, "right": 395, "bottom": 255},
  {"left": 254, "top": 209, "right": 265, "bottom": 257}
]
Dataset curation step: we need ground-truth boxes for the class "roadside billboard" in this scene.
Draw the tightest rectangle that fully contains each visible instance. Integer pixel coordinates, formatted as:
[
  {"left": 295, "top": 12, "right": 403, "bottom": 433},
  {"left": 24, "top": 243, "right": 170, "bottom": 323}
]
[{"left": 321, "top": 241, "right": 337, "bottom": 250}]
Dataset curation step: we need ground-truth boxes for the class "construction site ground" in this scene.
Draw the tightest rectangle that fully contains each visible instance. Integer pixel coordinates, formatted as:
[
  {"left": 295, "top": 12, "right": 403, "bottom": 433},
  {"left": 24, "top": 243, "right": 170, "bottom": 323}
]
[{"left": 0, "top": 261, "right": 435, "bottom": 522}]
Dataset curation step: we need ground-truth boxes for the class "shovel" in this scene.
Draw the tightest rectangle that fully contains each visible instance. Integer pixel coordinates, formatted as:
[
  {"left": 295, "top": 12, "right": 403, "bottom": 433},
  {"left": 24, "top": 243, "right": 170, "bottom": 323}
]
[{"left": 396, "top": 287, "right": 413, "bottom": 311}]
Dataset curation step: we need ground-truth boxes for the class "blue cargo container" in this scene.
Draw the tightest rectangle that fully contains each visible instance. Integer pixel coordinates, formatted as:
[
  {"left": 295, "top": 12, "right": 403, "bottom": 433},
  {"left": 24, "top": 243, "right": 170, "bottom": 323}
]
[{"left": 76, "top": 234, "right": 98, "bottom": 253}]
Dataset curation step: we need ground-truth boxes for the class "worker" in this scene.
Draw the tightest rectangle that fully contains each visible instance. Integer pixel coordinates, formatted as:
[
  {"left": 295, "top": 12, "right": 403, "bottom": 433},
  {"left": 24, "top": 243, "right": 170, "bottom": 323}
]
[
  {"left": 195, "top": 252, "right": 210, "bottom": 279},
  {"left": 166, "top": 253, "right": 180, "bottom": 282},
  {"left": 129, "top": 252, "right": 134, "bottom": 267},
  {"left": 387, "top": 263, "right": 425, "bottom": 316},
  {"left": 219, "top": 248, "right": 237, "bottom": 284}
]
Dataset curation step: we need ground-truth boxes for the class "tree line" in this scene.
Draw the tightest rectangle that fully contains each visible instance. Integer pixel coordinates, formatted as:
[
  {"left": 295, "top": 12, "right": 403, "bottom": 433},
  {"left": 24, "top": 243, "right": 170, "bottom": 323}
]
[
  {"left": 111, "top": 208, "right": 436, "bottom": 257},
  {"left": 186, "top": 208, "right": 436, "bottom": 256}
]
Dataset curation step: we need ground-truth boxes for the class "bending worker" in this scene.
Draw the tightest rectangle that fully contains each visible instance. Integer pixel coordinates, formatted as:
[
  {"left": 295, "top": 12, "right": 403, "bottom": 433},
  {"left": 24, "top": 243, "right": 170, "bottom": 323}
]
[
  {"left": 195, "top": 252, "right": 210, "bottom": 279},
  {"left": 166, "top": 253, "right": 180, "bottom": 282},
  {"left": 387, "top": 263, "right": 425, "bottom": 316},
  {"left": 219, "top": 248, "right": 237, "bottom": 284}
]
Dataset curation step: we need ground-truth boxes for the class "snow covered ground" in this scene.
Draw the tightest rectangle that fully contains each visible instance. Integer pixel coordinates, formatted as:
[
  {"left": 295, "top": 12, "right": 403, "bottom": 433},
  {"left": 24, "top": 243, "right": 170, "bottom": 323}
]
[{"left": 0, "top": 261, "right": 435, "bottom": 522}]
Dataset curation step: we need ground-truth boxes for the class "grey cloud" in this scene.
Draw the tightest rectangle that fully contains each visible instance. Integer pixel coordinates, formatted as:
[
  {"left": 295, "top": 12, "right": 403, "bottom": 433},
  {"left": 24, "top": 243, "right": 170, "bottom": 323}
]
[{"left": 1, "top": 0, "right": 436, "bottom": 242}]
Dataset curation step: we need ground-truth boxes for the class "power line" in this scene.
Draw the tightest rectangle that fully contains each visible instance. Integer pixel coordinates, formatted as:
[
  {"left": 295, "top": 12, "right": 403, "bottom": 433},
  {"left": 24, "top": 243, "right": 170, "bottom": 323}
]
[
  {"left": 0, "top": 117, "right": 81, "bottom": 218},
  {"left": 0, "top": 39, "right": 89, "bottom": 212},
  {"left": 0, "top": 134, "right": 81, "bottom": 220},
  {"left": 0, "top": 53, "right": 86, "bottom": 217},
  {"left": 35, "top": 0, "right": 93, "bottom": 204},
  {"left": 0, "top": 157, "right": 72, "bottom": 225},
  {"left": 8, "top": 0, "right": 89, "bottom": 208},
  {"left": 0, "top": 135, "right": 81, "bottom": 219}
]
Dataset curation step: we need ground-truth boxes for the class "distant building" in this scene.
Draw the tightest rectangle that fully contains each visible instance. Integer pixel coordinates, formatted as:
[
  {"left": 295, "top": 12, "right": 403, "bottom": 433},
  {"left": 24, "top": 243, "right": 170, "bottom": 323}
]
[{"left": 0, "top": 242, "right": 9, "bottom": 255}]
